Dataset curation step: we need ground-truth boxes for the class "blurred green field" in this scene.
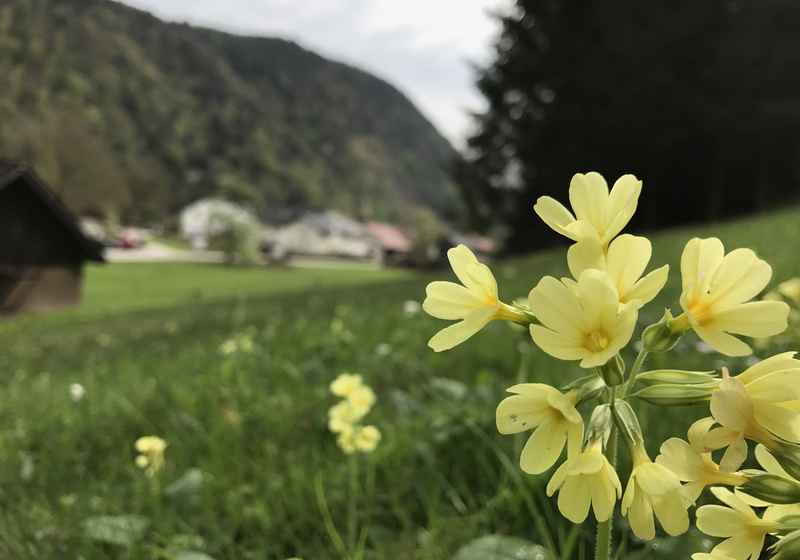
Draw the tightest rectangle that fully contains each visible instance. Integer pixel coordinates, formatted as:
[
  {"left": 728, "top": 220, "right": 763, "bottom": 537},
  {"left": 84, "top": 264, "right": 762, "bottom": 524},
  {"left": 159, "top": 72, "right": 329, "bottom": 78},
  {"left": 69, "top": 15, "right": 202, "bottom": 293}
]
[{"left": 2, "top": 207, "right": 800, "bottom": 559}]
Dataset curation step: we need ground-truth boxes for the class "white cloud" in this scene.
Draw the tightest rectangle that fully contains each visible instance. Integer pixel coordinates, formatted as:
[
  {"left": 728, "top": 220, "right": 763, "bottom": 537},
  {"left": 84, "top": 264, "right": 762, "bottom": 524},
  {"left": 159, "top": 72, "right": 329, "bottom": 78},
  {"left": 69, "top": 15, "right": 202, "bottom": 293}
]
[{"left": 117, "top": 0, "right": 512, "bottom": 146}]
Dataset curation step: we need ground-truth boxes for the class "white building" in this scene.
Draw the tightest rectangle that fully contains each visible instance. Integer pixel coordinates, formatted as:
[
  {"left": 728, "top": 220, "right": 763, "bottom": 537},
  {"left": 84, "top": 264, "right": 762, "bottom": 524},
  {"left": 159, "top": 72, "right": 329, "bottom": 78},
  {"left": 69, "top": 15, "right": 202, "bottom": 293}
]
[{"left": 179, "top": 199, "right": 258, "bottom": 250}]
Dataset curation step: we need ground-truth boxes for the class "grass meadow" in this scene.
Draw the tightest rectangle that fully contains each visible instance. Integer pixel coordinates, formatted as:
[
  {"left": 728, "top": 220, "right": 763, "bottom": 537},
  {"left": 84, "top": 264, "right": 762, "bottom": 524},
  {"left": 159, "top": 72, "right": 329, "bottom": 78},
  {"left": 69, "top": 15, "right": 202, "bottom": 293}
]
[{"left": 3, "top": 207, "right": 800, "bottom": 559}]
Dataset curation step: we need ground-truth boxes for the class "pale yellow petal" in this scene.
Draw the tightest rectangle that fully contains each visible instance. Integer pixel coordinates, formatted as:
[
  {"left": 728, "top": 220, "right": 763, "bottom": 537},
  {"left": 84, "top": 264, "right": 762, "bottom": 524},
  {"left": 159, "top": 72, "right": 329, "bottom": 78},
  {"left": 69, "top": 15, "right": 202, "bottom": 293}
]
[
  {"left": 530, "top": 325, "right": 587, "bottom": 361},
  {"left": 590, "top": 473, "right": 617, "bottom": 522},
  {"left": 546, "top": 460, "right": 570, "bottom": 497},
  {"left": 528, "top": 276, "right": 585, "bottom": 335},
  {"left": 567, "top": 238, "right": 605, "bottom": 280},
  {"left": 427, "top": 307, "right": 495, "bottom": 352},
  {"left": 629, "top": 490, "right": 656, "bottom": 541},
  {"left": 739, "top": 352, "right": 800, "bottom": 385},
  {"left": 557, "top": 475, "right": 592, "bottom": 523},
  {"left": 710, "top": 486, "right": 754, "bottom": 515},
  {"left": 696, "top": 505, "right": 747, "bottom": 537},
  {"left": 604, "top": 174, "right": 642, "bottom": 242},
  {"left": 447, "top": 245, "right": 497, "bottom": 297},
  {"left": 636, "top": 463, "right": 681, "bottom": 496},
  {"left": 520, "top": 421, "right": 567, "bottom": 474},
  {"left": 656, "top": 438, "right": 704, "bottom": 481},
  {"left": 754, "top": 402, "right": 800, "bottom": 442},
  {"left": 625, "top": 265, "right": 669, "bottom": 307},
  {"left": 423, "top": 281, "right": 486, "bottom": 319},
  {"left": 496, "top": 389, "right": 553, "bottom": 434},
  {"left": 606, "top": 234, "right": 651, "bottom": 296},
  {"left": 709, "top": 301, "right": 789, "bottom": 338},
  {"left": 533, "top": 196, "right": 579, "bottom": 241},
  {"left": 746, "top": 369, "right": 800, "bottom": 401},
  {"left": 754, "top": 444, "right": 792, "bottom": 479},
  {"left": 688, "top": 417, "right": 717, "bottom": 451},
  {"left": 652, "top": 492, "right": 689, "bottom": 536},
  {"left": 693, "top": 323, "right": 753, "bottom": 357},
  {"left": 714, "top": 535, "right": 765, "bottom": 560},
  {"left": 719, "top": 437, "right": 748, "bottom": 472},
  {"left": 709, "top": 249, "right": 772, "bottom": 308},
  {"left": 681, "top": 237, "right": 725, "bottom": 295},
  {"left": 569, "top": 172, "right": 609, "bottom": 232},
  {"left": 711, "top": 379, "right": 753, "bottom": 432}
]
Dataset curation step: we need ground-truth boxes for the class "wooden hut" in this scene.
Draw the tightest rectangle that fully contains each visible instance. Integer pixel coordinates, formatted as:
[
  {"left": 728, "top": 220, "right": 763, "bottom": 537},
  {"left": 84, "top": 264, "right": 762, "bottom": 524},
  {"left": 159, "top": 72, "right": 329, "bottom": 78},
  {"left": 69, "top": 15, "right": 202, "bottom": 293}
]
[{"left": 0, "top": 161, "right": 104, "bottom": 315}]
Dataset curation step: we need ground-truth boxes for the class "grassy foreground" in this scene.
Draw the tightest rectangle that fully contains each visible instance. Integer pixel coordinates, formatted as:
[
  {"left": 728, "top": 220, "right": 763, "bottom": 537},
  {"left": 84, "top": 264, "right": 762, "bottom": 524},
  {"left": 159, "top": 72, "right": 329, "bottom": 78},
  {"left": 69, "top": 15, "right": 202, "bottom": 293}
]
[{"left": 2, "top": 208, "right": 800, "bottom": 559}]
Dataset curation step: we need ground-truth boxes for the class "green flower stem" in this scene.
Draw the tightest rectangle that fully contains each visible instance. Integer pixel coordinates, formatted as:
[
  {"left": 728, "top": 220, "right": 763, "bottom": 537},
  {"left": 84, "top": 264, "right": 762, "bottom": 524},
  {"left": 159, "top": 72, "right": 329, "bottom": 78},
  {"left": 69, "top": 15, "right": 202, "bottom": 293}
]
[
  {"left": 622, "top": 348, "right": 649, "bottom": 397},
  {"left": 314, "top": 473, "right": 349, "bottom": 558},
  {"left": 595, "top": 346, "right": 649, "bottom": 560},
  {"left": 594, "top": 425, "right": 617, "bottom": 560},
  {"left": 348, "top": 455, "right": 359, "bottom": 553}
]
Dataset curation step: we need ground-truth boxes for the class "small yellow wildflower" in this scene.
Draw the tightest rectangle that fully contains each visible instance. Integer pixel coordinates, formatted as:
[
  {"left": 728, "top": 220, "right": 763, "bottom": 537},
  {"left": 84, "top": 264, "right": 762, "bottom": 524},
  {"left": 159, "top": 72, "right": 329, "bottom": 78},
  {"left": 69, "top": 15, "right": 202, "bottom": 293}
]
[
  {"left": 566, "top": 234, "right": 669, "bottom": 308},
  {"left": 327, "top": 401, "right": 366, "bottom": 433},
  {"left": 134, "top": 436, "right": 167, "bottom": 477},
  {"left": 533, "top": 172, "right": 641, "bottom": 246},
  {"left": 691, "top": 553, "right": 737, "bottom": 560},
  {"left": 546, "top": 437, "right": 622, "bottom": 523},
  {"left": 354, "top": 425, "right": 381, "bottom": 453},
  {"left": 621, "top": 445, "right": 689, "bottom": 541},
  {"left": 675, "top": 237, "right": 789, "bottom": 356},
  {"left": 705, "top": 353, "right": 800, "bottom": 471},
  {"left": 655, "top": 417, "right": 746, "bottom": 505},
  {"left": 778, "top": 278, "right": 800, "bottom": 303},
  {"left": 528, "top": 270, "right": 637, "bottom": 368},
  {"left": 496, "top": 384, "right": 583, "bottom": 474},
  {"left": 330, "top": 373, "right": 363, "bottom": 397},
  {"left": 423, "top": 245, "right": 527, "bottom": 352},
  {"left": 336, "top": 425, "right": 357, "bottom": 455},
  {"left": 348, "top": 385, "right": 376, "bottom": 415},
  {"left": 696, "top": 487, "right": 779, "bottom": 560}
]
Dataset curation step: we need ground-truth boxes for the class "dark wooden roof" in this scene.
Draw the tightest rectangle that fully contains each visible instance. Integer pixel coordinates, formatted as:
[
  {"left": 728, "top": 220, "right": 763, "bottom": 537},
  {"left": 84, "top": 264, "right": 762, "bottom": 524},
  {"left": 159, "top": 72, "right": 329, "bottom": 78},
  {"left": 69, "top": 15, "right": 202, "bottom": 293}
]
[{"left": 0, "top": 161, "right": 104, "bottom": 263}]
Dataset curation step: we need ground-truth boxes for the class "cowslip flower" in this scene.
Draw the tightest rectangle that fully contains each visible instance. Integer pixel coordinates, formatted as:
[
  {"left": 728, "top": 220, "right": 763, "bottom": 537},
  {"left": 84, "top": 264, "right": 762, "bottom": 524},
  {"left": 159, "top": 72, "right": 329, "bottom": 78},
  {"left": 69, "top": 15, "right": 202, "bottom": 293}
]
[
  {"left": 348, "top": 385, "right": 376, "bottom": 416},
  {"left": 330, "top": 373, "right": 363, "bottom": 397},
  {"left": 566, "top": 234, "right": 669, "bottom": 309},
  {"left": 354, "top": 425, "right": 381, "bottom": 453},
  {"left": 135, "top": 436, "right": 167, "bottom": 477},
  {"left": 675, "top": 237, "right": 789, "bottom": 356},
  {"left": 423, "top": 245, "right": 527, "bottom": 352},
  {"left": 705, "top": 353, "right": 800, "bottom": 471},
  {"left": 696, "top": 487, "right": 780, "bottom": 560},
  {"left": 692, "top": 554, "right": 736, "bottom": 560},
  {"left": 496, "top": 384, "right": 583, "bottom": 474},
  {"left": 655, "top": 417, "right": 747, "bottom": 505},
  {"left": 778, "top": 278, "right": 800, "bottom": 303},
  {"left": 621, "top": 445, "right": 689, "bottom": 540},
  {"left": 546, "top": 437, "right": 622, "bottom": 523},
  {"left": 533, "top": 172, "right": 642, "bottom": 246},
  {"left": 328, "top": 401, "right": 366, "bottom": 433},
  {"left": 529, "top": 269, "right": 637, "bottom": 368}
]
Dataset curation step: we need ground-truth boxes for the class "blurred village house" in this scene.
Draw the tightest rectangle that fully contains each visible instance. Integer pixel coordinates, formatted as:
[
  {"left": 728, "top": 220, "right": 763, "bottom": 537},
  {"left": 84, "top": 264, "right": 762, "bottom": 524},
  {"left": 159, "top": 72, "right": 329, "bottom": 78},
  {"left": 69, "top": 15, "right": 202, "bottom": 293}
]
[
  {"left": 267, "top": 211, "right": 380, "bottom": 262},
  {"left": 0, "top": 161, "right": 104, "bottom": 314},
  {"left": 179, "top": 198, "right": 261, "bottom": 250}
]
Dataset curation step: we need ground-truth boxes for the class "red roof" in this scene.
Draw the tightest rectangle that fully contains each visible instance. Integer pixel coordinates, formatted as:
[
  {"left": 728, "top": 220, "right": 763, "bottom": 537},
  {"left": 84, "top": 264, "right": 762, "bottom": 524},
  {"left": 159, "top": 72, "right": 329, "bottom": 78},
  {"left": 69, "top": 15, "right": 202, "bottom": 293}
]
[{"left": 366, "top": 222, "right": 412, "bottom": 252}]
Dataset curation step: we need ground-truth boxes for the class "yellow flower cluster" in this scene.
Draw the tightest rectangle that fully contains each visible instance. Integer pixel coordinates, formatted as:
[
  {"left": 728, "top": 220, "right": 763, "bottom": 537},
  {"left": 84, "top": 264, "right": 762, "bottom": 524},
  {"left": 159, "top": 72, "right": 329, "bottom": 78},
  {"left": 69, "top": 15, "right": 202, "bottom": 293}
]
[
  {"left": 134, "top": 435, "right": 167, "bottom": 477},
  {"left": 328, "top": 373, "right": 381, "bottom": 454},
  {"left": 423, "top": 171, "right": 800, "bottom": 558}
]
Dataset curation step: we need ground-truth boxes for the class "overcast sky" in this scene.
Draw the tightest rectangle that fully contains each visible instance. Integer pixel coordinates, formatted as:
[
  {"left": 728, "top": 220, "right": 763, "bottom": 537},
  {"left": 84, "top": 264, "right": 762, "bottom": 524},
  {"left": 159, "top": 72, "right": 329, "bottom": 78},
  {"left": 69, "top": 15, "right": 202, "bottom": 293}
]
[{"left": 118, "top": 0, "right": 513, "bottom": 147}]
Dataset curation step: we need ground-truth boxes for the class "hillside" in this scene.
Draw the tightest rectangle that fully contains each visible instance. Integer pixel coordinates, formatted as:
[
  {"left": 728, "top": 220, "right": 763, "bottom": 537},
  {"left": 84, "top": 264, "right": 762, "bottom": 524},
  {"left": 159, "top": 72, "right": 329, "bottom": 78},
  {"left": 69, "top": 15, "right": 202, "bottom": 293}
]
[{"left": 0, "top": 0, "right": 460, "bottom": 224}]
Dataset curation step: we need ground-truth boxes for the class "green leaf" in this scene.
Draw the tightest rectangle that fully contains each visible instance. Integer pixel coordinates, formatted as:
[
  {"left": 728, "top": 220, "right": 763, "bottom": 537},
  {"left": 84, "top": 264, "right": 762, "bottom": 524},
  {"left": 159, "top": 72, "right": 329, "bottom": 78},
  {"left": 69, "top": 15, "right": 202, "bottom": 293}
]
[
  {"left": 453, "top": 535, "right": 548, "bottom": 560},
  {"left": 82, "top": 515, "right": 149, "bottom": 547}
]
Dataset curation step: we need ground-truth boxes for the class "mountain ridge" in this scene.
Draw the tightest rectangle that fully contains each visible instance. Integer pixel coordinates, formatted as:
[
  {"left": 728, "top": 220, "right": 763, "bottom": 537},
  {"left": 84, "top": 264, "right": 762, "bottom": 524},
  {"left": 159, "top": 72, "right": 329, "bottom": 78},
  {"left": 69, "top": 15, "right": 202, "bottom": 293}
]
[{"left": 0, "top": 0, "right": 461, "bottom": 224}]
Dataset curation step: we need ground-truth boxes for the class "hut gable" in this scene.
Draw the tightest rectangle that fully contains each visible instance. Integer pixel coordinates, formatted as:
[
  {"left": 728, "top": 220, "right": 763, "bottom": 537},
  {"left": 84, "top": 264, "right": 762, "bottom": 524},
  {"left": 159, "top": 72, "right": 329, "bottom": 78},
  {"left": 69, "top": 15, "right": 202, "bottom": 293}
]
[{"left": 0, "top": 161, "right": 103, "bottom": 314}]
